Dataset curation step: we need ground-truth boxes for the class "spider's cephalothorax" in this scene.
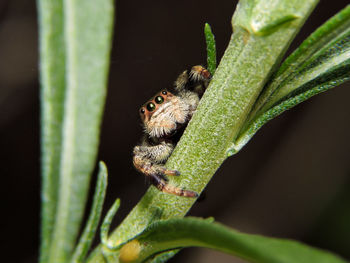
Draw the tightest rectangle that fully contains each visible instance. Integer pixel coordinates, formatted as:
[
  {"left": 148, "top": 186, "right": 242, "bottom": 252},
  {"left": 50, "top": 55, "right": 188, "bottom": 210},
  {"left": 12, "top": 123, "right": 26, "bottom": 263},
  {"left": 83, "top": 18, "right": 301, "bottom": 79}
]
[{"left": 133, "top": 65, "right": 211, "bottom": 197}]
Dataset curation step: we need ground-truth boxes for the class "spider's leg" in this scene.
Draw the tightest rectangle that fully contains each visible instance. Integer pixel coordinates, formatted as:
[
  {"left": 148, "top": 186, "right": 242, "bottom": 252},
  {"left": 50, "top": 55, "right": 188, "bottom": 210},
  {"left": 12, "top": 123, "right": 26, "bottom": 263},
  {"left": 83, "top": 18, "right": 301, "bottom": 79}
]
[
  {"left": 189, "top": 65, "right": 211, "bottom": 83},
  {"left": 133, "top": 141, "right": 179, "bottom": 175},
  {"left": 174, "top": 65, "right": 211, "bottom": 92},
  {"left": 133, "top": 155, "right": 197, "bottom": 197},
  {"left": 133, "top": 155, "right": 178, "bottom": 180},
  {"left": 149, "top": 173, "right": 198, "bottom": 198},
  {"left": 164, "top": 169, "right": 180, "bottom": 176}
]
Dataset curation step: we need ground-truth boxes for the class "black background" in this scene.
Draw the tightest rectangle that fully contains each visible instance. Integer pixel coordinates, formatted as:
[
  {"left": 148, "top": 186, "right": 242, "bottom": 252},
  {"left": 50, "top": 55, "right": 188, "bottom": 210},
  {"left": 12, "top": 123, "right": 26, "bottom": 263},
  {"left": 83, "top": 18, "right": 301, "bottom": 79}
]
[{"left": 1, "top": 1, "right": 350, "bottom": 262}]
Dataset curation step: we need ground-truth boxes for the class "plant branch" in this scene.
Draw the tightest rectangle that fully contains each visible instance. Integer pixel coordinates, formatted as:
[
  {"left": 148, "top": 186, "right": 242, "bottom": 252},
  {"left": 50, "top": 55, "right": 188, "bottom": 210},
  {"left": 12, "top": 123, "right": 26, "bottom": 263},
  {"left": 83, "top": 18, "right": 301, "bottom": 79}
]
[{"left": 87, "top": 0, "right": 319, "bottom": 262}]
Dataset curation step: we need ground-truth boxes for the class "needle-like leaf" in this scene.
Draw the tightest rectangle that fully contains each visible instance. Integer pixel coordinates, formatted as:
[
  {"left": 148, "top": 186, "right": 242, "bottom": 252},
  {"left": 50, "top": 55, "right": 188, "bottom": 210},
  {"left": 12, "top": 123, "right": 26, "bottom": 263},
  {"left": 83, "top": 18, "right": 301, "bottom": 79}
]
[
  {"left": 101, "top": 199, "right": 121, "bottom": 250},
  {"left": 204, "top": 23, "right": 217, "bottom": 74},
  {"left": 71, "top": 162, "right": 108, "bottom": 263}
]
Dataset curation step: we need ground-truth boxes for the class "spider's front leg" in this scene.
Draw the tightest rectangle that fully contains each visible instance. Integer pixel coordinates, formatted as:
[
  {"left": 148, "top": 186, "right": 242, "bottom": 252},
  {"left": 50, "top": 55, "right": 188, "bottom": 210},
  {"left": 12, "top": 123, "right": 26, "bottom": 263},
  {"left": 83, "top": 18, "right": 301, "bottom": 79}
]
[
  {"left": 174, "top": 65, "right": 211, "bottom": 93},
  {"left": 133, "top": 140, "right": 198, "bottom": 197},
  {"left": 133, "top": 141, "right": 179, "bottom": 177}
]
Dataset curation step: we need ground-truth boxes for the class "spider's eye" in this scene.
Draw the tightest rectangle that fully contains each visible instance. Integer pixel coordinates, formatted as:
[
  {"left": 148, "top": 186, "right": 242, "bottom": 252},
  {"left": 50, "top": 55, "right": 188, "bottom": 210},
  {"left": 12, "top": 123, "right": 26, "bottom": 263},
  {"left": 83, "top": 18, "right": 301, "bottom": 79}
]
[
  {"left": 155, "top": 96, "right": 164, "bottom": 104},
  {"left": 140, "top": 108, "right": 145, "bottom": 114},
  {"left": 146, "top": 102, "right": 156, "bottom": 112},
  {"left": 162, "top": 90, "right": 167, "bottom": 95}
]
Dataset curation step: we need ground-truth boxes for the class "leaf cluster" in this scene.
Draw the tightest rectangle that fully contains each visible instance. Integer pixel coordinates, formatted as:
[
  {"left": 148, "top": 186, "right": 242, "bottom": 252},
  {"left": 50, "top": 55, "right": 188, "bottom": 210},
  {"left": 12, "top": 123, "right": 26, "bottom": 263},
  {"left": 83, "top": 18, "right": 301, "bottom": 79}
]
[{"left": 37, "top": 1, "right": 350, "bottom": 263}]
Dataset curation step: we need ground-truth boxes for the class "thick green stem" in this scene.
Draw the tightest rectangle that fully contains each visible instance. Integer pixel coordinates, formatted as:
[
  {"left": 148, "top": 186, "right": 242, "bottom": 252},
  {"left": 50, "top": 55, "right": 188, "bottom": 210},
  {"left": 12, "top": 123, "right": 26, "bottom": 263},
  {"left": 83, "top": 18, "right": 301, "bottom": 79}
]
[{"left": 88, "top": 0, "right": 318, "bottom": 262}]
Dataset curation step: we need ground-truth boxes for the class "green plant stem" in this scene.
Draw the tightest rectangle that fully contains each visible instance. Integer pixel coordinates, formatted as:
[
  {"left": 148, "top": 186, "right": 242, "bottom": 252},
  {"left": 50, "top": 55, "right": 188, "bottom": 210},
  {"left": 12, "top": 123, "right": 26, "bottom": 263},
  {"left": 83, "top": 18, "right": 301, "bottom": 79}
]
[{"left": 87, "top": 1, "right": 319, "bottom": 262}]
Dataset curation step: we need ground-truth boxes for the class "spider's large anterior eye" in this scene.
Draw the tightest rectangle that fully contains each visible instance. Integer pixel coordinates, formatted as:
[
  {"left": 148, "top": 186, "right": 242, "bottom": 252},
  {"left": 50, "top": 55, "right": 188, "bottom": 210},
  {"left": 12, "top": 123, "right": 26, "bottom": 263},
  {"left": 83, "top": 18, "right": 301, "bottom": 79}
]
[
  {"left": 146, "top": 102, "right": 156, "bottom": 111},
  {"left": 155, "top": 96, "right": 164, "bottom": 104}
]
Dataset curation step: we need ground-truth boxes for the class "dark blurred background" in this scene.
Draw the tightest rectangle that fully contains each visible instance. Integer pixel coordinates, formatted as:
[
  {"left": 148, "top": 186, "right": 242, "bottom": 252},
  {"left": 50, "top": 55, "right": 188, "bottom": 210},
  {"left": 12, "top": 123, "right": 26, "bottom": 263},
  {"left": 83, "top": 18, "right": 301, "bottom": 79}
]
[{"left": 1, "top": 1, "right": 349, "bottom": 262}]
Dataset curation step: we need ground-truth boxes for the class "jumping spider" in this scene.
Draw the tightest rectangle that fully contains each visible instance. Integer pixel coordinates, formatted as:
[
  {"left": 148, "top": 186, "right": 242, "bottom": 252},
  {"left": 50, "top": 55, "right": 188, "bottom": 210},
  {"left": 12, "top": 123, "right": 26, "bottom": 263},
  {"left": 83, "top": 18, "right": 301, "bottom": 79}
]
[{"left": 133, "top": 65, "right": 211, "bottom": 197}]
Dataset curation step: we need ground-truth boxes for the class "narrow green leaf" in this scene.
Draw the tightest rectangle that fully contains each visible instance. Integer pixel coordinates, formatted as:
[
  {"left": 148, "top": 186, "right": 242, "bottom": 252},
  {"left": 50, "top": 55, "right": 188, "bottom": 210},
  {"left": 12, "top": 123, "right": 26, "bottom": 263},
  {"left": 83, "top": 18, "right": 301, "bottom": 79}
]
[
  {"left": 248, "top": 4, "right": 350, "bottom": 120},
  {"left": 71, "top": 162, "right": 108, "bottom": 263},
  {"left": 120, "top": 218, "right": 346, "bottom": 263},
  {"left": 260, "top": 5, "right": 350, "bottom": 112},
  {"left": 101, "top": 199, "right": 121, "bottom": 250},
  {"left": 146, "top": 218, "right": 214, "bottom": 263},
  {"left": 37, "top": 0, "right": 65, "bottom": 262},
  {"left": 234, "top": 5, "right": 350, "bottom": 151},
  {"left": 147, "top": 250, "right": 179, "bottom": 263},
  {"left": 47, "top": 0, "right": 114, "bottom": 262},
  {"left": 204, "top": 23, "right": 217, "bottom": 74}
]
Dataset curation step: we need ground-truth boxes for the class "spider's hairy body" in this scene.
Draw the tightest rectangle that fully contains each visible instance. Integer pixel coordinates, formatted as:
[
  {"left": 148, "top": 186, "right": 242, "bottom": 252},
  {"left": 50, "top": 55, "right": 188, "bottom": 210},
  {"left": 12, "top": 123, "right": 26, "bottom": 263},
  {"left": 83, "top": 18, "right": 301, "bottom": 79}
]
[
  {"left": 133, "top": 65, "right": 211, "bottom": 197},
  {"left": 145, "top": 95, "right": 190, "bottom": 138}
]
